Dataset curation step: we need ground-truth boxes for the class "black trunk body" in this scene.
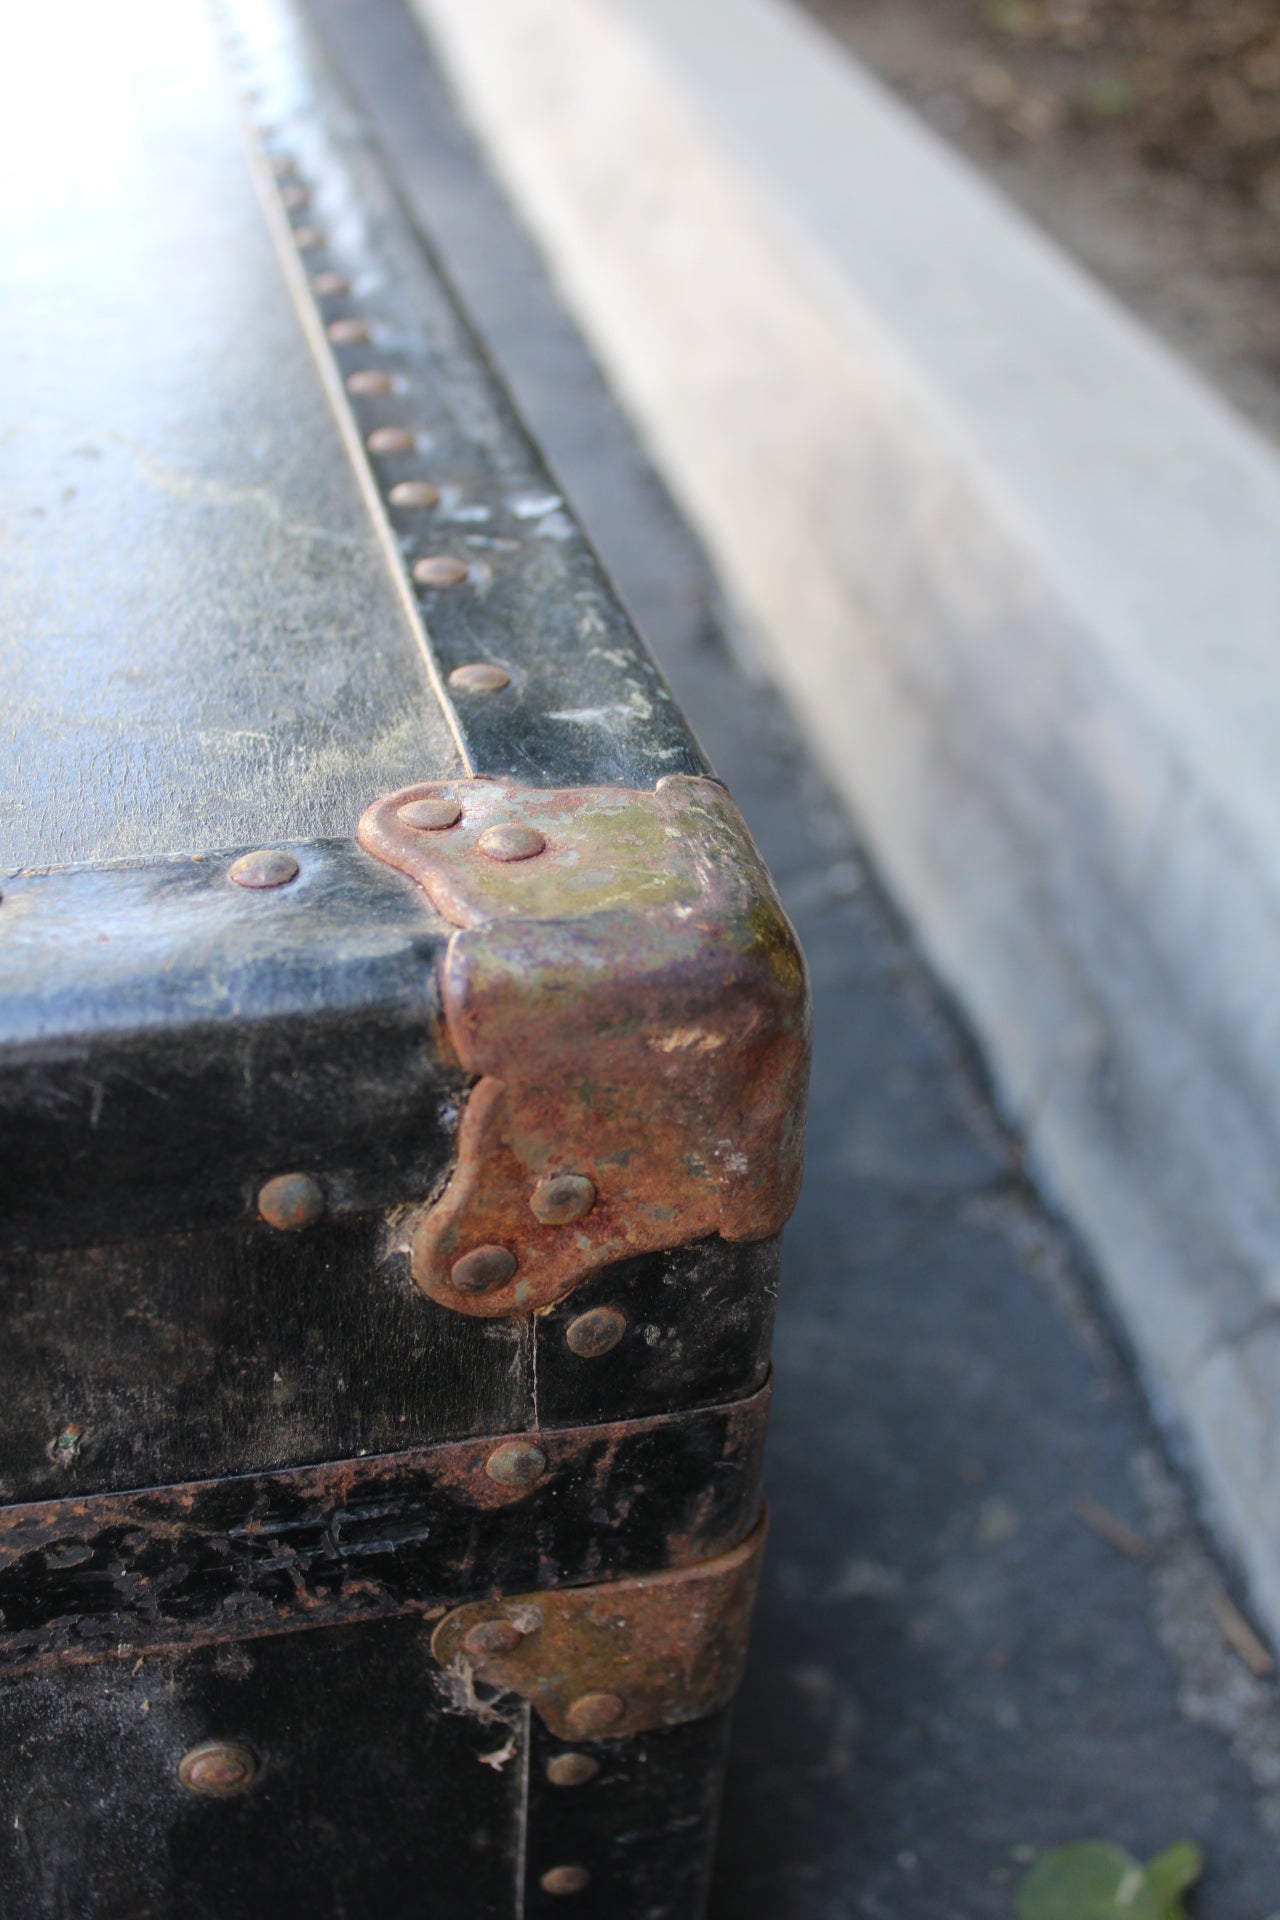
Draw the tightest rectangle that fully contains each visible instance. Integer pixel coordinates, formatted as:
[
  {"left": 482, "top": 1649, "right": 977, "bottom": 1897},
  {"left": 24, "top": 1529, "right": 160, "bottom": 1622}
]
[{"left": 0, "top": 1, "right": 808, "bottom": 1913}]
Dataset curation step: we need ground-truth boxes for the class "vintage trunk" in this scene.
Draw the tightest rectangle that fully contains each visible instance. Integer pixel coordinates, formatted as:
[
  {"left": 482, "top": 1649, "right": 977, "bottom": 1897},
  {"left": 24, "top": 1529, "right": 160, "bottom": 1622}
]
[{"left": 0, "top": 1, "right": 809, "bottom": 1913}]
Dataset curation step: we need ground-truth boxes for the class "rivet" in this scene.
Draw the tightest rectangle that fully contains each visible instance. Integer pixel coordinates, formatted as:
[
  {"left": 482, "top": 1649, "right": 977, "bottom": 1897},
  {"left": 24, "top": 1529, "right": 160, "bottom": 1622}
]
[
  {"left": 327, "top": 318, "right": 371, "bottom": 344},
  {"left": 311, "top": 271, "right": 351, "bottom": 297},
  {"left": 566, "top": 1692, "right": 625, "bottom": 1736},
  {"left": 347, "top": 368, "right": 394, "bottom": 395},
  {"left": 279, "top": 183, "right": 309, "bottom": 210},
  {"left": 541, "top": 1866, "right": 591, "bottom": 1896},
  {"left": 463, "top": 1618, "right": 526, "bottom": 1657},
  {"left": 367, "top": 426, "right": 415, "bottom": 455},
  {"left": 450, "top": 1244, "right": 517, "bottom": 1294},
  {"left": 388, "top": 480, "right": 440, "bottom": 509},
  {"left": 477, "top": 823, "right": 545, "bottom": 863},
  {"left": 229, "top": 848, "right": 299, "bottom": 890},
  {"left": 292, "top": 225, "right": 325, "bottom": 251},
  {"left": 546, "top": 1753, "right": 600, "bottom": 1788},
  {"left": 258, "top": 1173, "right": 325, "bottom": 1232},
  {"left": 565, "top": 1306, "right": 626, "bottom": 1359},
  {"left": 397, "top": 797, "right": 461, "bottom": 832},
  {"left": 449, "top": 662, "right": 509, "bottom": 693},
  {"left": 413, "top": 555, "right": 469, "bottom": 588},
  {"left": 485, "top": 1441, "right": 547, "bottom": 1487},
  {"left": 530, "top": 1174, "right": 596, "bottom": 1226},
  {"left": 177, "top": 1741, "right": 259, "bottom": 1797}
]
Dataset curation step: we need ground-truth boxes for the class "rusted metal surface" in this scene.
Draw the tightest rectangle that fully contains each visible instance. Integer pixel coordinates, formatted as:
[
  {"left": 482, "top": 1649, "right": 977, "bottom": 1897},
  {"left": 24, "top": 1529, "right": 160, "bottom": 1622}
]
[
  {"left": 431, "top": 1512, "right": 767, "bottom": 1741},
  {"left": 256, "top": 1172, "right": 325, "bottom": 1232},
  {"left": 0, "top": 1387, "right": 767, "bottom": 1675},
  {"left": 227, "top": 849, "right": 300, "bottom": 891},
  {"left": 177, "top": 1741, "right": 260, "bottom": 1797},
  {"left": 359, "top": 774, "right": 810, "bottom": 1318}
]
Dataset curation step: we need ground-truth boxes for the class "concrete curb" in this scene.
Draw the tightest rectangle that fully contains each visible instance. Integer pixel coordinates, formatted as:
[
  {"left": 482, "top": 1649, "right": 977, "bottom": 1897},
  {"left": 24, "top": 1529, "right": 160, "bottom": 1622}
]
[{"left": 412, "top": 0, "right": 1280, "bottom": 1644}]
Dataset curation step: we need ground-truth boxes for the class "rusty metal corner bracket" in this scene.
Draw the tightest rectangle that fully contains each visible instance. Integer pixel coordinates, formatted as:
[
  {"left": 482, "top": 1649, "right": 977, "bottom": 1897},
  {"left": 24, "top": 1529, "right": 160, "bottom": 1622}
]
[
  {"left": 430, "top": 1510, "right": 767, "bottom": 1741},
  {"left": 359, "top": 775, "right": 810, "bottom": 1318}
]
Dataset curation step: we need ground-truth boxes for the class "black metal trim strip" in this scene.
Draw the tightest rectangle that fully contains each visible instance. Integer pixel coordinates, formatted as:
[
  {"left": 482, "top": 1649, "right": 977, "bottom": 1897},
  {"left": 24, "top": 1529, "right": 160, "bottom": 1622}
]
[
  {"left": 216, "top": 0, "right": 711, "bottom": 791},
  {"left": 0, "top": 1383, "right": 769, "bottom": 1674}
]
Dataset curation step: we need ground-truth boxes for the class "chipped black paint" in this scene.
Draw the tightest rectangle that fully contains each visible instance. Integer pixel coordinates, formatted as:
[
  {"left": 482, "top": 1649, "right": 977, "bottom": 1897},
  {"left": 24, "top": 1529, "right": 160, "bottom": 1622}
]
[{"left": 0, "top": 1389, "right": 768, "bottom": 1672}]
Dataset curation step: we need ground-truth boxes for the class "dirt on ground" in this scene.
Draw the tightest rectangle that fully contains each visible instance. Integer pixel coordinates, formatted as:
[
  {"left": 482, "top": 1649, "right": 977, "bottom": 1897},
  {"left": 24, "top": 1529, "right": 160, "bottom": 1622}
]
[{"left": 797, "top": 0, "right": 1280, "bottom": 441}]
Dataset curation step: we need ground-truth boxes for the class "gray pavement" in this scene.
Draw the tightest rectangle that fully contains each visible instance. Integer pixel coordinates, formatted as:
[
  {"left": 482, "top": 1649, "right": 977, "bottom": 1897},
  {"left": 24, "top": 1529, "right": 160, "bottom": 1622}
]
[{"left": 306, "top": 5, "right": 1280, "bottom": 1910}]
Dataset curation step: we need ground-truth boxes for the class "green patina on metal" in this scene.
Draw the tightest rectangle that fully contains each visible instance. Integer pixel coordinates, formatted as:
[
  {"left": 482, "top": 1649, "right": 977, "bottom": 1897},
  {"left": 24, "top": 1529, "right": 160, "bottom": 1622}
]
[{"left": 359, "top": 776, "right": 811, "bottom": 1317}]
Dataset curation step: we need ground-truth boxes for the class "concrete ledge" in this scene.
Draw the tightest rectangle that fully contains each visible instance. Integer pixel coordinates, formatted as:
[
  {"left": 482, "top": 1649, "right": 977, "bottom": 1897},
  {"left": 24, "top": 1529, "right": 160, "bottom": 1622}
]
[{"left": 413, "top": 0, "right": 1280, "bottom": 1642}]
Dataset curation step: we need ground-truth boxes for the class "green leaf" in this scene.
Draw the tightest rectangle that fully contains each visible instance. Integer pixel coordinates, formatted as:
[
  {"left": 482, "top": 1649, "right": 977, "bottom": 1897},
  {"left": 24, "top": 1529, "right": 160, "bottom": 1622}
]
[
  {"left": 1143, "top": 1842, "right": 1204, "bottom": 1918},
  {"left": 1017, "top": 1841, "right": 1204, "bottom": 1920}
]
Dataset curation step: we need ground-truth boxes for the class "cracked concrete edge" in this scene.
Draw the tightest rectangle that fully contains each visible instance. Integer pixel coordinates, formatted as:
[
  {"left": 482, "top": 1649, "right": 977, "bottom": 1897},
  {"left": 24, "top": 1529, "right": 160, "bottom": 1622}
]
[{"left": 409, "top": 0, "right": 1280, "bottom": 1647}]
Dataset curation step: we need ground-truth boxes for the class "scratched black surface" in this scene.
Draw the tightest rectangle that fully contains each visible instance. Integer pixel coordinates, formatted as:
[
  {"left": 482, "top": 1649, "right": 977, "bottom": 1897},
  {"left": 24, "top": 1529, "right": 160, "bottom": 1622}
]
[
  {"left": 0, "top": 0, "right": 786, "bottom": 1914},
  {"left": 0, "top": 842, "right": 460, "bottom": 1253},
  {"left": 0, "top": 1616, "right": 521, "bottom": 1919}
]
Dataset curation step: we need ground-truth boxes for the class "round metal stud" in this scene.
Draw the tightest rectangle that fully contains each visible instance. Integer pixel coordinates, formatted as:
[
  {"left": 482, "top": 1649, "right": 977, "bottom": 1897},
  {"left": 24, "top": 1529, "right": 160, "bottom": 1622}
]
[
  {"left": 485, "top": 1441, "right": 547, "bottom": 1488},
  {"left": 566, "top": 1692, "right": 625, "bottom": 1736},
  {"left": 477, "top": 823, "right": 545, "bottom": 863},
  {"left": 412, "top": 555, "right": 469, "bottom": 588},
  {"left": 463, "top": 1618, "right": 526, "bottom": 1657},
  {"left": 530, "top": 1174, "right": 596, "bottom": 1226},
  {"left": 450, "top": 1244, "right": 517, "bottom": 1294},
  {"left": 541, "top": 1866, "right": 591, "bottom": 1896},
  {"left": 387, "top": 480, "right": 440, "bottom": 509},
  {"left": 177, "top": 1741, "right": 259, "bottom": 1797},
  {"left": 346, "top": 368, "right": 392, "bottom": 395},
  {"left": 311, "top": 271, "right": 351, "bottom": 297},
  {"left": 228, "top": 848, "right": 299, "bottom": 890},
  {"left": 258, "top": 1173, "right": 325, "bottom": 1233},
  {"left": 448, "top": 662, "right": 509, "bottom": 693},
  {"left": 292, "top": 225, "right": 324, "bottom": 251},
  {"left": 397, "top": 797, "right": 462, "bottom": 832},
  {"left": 327, "top": 317, "right": 371, "bottom": 344},
  {"left": 546, "top": 1753, "right": 600, "bottom": 1788},
  {"left": 366, "top": 426, "right": 415, "bottom": 455},
  {"left": 564, "top": 1306, "right": 626, "bottom": 1360}
]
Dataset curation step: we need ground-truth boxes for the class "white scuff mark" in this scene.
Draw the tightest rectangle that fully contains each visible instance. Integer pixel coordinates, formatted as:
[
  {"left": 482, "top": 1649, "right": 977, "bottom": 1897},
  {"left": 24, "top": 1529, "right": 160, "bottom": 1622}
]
[
  {"left": 438, "top": 502, "right": 492, "bottom": 524},
  {"left": 508, "top": 490, "right": 562, "bottom": 519},
  {"left": 545, "top": 705, "right": 632, "bottom": 727},
  {"left": 534, "top": 510, "right": 575, "bottom": 540},
  {"left": 545, "top": 689, "right": 654, "bottom": 726}
]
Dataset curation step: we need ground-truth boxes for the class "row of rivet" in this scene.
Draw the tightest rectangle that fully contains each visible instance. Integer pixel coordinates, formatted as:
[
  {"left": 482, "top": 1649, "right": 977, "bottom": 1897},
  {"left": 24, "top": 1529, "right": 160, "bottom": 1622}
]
[
  {"left": 393, "top": 798, "right": 600, "bottom": 1320},
  {"left": 215, "top": 55, "right": 602, "bottom": 1891},
  {"left": 176, "top": 1727, "right": 595, "bottom": 1895},
  {"left": 256, "top": 138, "right": 515, "bottom": 697}
]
